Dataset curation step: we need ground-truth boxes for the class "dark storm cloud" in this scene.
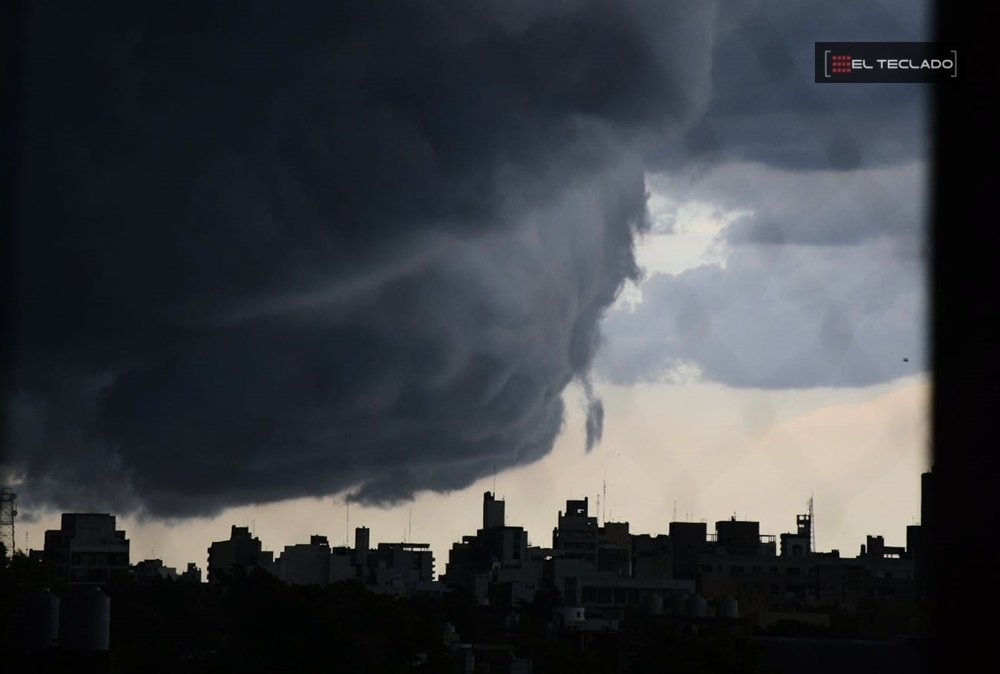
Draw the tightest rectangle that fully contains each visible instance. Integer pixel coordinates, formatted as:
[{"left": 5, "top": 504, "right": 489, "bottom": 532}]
[
  {"left": 5, "top": 1, "right": 718, "bottom": 516},
  {"left": 648, "top": 0, "right": 931, "bottom": 172}
]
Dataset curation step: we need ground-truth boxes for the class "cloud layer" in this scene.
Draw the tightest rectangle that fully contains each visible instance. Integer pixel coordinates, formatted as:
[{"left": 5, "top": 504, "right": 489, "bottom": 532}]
[
  {"left": 596, "top": 0, "right": 930, "bottom": 391},
  {"left": 6, "top": 1, "right": 717, "bottom": 516}
]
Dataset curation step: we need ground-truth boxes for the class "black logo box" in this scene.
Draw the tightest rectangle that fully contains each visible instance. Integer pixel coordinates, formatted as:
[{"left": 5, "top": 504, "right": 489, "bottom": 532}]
[{"left": 815, "top": 42, "right": 960, "bottom": 83}]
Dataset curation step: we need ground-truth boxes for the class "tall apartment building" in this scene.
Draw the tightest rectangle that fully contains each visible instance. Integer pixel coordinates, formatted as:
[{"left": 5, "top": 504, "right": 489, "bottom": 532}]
[{"left": 43, "top": 513, "right": 130, "bottom": 585}]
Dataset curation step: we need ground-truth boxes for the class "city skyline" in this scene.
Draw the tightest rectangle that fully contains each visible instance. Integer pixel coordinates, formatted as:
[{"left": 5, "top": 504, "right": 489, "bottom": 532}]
[
  {"left": 7, "top": 478, "right": 932, "bottom": 670},
  {"left": 20, "top": 466, "right": 929, "bottom": 586},
  {"left": 10, "top": 385, "right": 927, "bottom": 577}
]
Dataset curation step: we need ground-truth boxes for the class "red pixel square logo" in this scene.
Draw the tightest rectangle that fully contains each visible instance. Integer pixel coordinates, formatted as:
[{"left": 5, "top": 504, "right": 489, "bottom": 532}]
[{"left": 831, "top": 54, "right": 852, "bottom": 74}]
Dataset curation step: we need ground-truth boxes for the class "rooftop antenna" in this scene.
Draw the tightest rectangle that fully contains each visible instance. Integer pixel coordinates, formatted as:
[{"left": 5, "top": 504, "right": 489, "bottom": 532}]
[
  {"left": 808, "top": 494, "right": 816, "bottom": 553},
  {"left": 346, "top": 500, "right": 350, "bottom": 546},
  {"left": 603, "top": 476, "right": 607, "bottom": 526},
  {"left": 596, "top": 493, "right": 601, "bottom": 526}
]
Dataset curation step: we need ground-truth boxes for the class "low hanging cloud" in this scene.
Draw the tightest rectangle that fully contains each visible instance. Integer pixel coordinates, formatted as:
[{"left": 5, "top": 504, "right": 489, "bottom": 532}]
[{"left": 5, "top": 1, "right": 718, "bottom": 517}]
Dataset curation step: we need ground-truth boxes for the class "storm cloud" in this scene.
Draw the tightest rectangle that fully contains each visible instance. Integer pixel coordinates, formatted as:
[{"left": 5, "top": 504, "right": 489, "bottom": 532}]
[
  {"left": 591, "top": 0, "right": 930, "bottom": 391},
  {"left": 5, "top": 1, "right": 718, "bottom": 516},
  {"left": 649, "top": 0, "right": 931, "bottom": 173}
]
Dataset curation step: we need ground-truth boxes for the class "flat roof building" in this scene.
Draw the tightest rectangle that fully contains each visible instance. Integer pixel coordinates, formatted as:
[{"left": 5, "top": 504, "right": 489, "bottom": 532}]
[{"left": 43, "top": 513, "right": 130, "bottom": 586}]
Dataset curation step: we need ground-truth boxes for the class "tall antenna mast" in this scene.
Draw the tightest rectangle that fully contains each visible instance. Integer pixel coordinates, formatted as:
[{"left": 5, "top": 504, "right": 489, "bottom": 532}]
[
  {"left": 808, "top": 494, "right": 816, "bottom": 553},
  {"left": 346, "top": 500, "right": 350, "bottom": 546},
  {"left": 603, "top": 477, "right": 607, "bottom": 525}
]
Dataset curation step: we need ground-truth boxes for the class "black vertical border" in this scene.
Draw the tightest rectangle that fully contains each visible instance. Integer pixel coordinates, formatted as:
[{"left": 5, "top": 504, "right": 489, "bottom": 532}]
[{"left": 932, "top": 2, "right": 997, "bottom": 671}]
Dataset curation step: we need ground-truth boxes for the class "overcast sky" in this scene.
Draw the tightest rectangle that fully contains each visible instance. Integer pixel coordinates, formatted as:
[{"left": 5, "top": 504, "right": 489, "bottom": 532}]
[{"left": 4, "top": 0, "right": 930, "bottom": 571}]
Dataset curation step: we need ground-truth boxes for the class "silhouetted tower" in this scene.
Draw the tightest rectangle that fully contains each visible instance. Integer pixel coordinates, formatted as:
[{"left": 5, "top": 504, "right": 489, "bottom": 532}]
[
  {"left": 483, "top": 491, "right": 505, "bottom": 529},
  {"left": 793, "top": 508, "right": 813, "bottom": 556},
  {"left": 0, "top": 487, "right": 16, "bottom": 556},
  {"left": 808, "top": 495, "right": 816, "bottom": 553},
  {"left": 603, "top": 478, "right": 607, "bottom": 526}
]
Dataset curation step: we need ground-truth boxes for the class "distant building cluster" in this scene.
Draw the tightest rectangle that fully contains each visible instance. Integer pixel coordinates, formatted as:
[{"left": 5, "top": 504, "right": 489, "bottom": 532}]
[
  {"left": 439, "top": 478, "right": 930, "bottom": 633},
  {"left": 205, "top": 525, "right": 441, "bottom": 596},
  {"left": 12, "top": 472, "right": 930, "bottom": 636}
]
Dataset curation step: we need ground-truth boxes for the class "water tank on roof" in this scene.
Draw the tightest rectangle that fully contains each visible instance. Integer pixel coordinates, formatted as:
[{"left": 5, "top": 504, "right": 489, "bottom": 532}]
[
  {"left": 59, "top": 587, "right": 110, "bottom": 652},
  {"left": 20, "top": 588, "right": 60, "bottom": 652},
  {"left": 687, "top": 593, "right": 707, "bottom": 618},
  {"left": 718, "top": 595, "right": 739, "bottom": 619}
]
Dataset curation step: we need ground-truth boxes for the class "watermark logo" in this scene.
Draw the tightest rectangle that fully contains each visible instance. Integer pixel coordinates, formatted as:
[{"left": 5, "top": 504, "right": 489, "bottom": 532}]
[
  {"left": 816, "top": 42, "right": 960, "bottom": 83},
  {"left": 830, "top": 54, "right": 853, "bottom": 74}
]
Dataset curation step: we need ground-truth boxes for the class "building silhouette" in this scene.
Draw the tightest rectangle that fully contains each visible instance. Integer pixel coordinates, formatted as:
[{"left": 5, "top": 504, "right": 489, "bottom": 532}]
[
  {"left": 441, "top": 478, "right": 929, "bottom": 635},
  {"left": 442, "top": 492, "right": 532, "bottom": 603},
  {"left": 133, "top": 558, "right": 177, "bottom": 582},
  {"left": 42, "top": 513, "right": 130, "bottom": 585},
  {"left": 8, "top": 472, "right": 931, "bottom": 673},
  {"left": 205, "top": 523, "right": 441, "bottom": 595},
  {"left": 271, "top": 534, "right": 333, "bottom": 585},
  {"left": 206, "top": 525, "right": 273, "bottom": 583}
]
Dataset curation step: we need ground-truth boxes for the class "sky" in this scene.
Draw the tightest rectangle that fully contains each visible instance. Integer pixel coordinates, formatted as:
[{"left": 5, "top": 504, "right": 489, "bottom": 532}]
[{"left": 3, "top": 1, "right": 931, "bottom": 574}]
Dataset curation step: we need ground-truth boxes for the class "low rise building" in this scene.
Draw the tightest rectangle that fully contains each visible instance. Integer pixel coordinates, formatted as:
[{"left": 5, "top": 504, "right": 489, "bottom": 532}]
[{"left": 134, "top": 558, "right": 177, "bottom": 581}]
